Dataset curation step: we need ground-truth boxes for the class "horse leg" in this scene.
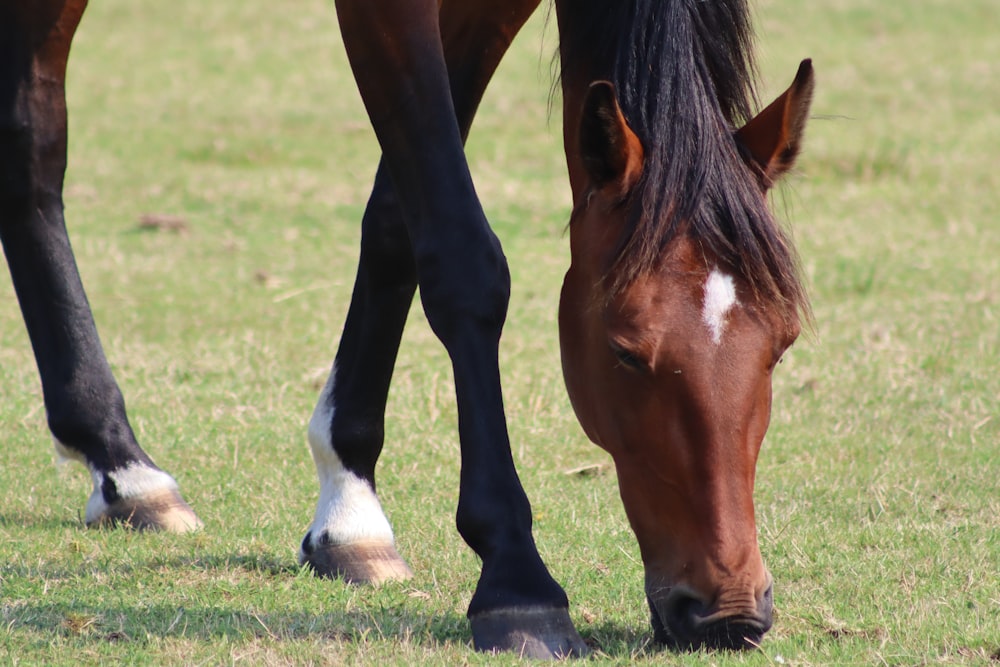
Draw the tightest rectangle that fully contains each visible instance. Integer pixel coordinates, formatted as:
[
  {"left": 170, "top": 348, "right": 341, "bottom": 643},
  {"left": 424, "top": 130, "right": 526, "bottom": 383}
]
[
  {"left": 0, "top": 1, "right": 200, "bottom": 531},
  {"left": 299, "top": 164, "right": 417, "bottom": 583},
  {"left": 300, "top": 0, "right": 545, "bottom": 584},
  {"left": 323, "top": 0, "right": 584, "bottom": 657}
]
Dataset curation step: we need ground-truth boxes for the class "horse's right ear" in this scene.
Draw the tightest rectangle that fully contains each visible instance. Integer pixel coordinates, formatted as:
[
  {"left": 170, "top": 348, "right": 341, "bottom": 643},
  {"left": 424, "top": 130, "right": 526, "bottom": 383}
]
[
  {"left": 736, "top": 59, "right": 814, "bottom": 189},
  {"left": 579, "top": 81, "right": 644, "bottom": 196}
]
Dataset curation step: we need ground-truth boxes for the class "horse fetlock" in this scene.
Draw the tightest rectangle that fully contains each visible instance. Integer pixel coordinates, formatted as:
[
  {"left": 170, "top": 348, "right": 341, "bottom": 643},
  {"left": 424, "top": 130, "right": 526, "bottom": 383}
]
[
  {"left": 305, "top": 367, "right": 406, "bottom": 582},
  {"left": 83, "top": 462, "right": 202, "bottom": 532},
  {"left": 455, "top": 490, "right": 532, "bottom": 560},
  {"left": 299, "top": 470, "right": 398, "bottom": 565},
  {"left": 46, "top": 389, "right": 145, "bottom": 460}
]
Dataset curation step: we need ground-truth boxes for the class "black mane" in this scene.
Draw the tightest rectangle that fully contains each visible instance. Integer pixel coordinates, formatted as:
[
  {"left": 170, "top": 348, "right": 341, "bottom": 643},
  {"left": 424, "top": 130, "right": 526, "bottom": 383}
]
[{"left": 560, "top": 0, "right": 807, "bottom": 321}]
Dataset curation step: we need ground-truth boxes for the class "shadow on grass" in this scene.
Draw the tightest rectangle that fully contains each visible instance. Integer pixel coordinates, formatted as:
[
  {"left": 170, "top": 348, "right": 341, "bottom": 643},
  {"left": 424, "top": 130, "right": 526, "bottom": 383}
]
[
  {"left": 0, "top": 550, "right": 300, "bottom": 584},
  {"left": 147, "top": 551, "right": 303, "bottom": 578},
  {"left": 1, "top": 546, "right": 660, "bottom": 657},
  {"left": 578, "top": 621, "right": 661, "bottom": 660},
  {"left": 6, "top": 599, "right": 472, "bottom": 651},
  {"left": 7, "top": 598, "right": 665, "bottom": 658},
  {"left": 0, "top": 512, "right": 81, "bottom": 530}
]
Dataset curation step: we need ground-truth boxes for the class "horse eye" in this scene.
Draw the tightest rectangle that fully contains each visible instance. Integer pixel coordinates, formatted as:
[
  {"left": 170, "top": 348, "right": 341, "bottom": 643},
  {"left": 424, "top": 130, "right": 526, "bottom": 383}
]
[{"left": 610, "top": 343, "right": 646, "bottom": 371}]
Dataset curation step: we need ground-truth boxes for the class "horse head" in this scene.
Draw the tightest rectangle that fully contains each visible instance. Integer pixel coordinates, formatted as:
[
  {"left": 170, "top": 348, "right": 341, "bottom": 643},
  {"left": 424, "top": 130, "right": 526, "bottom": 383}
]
[{"left": 559, "top": 60, "right": 814, "bottom": 650}]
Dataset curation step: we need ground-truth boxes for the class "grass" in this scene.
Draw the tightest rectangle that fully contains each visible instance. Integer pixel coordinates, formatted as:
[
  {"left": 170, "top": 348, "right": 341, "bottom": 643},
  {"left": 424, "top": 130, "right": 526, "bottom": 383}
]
[{"left": 2, "top": 0, "right": 999, "bottom": 664}]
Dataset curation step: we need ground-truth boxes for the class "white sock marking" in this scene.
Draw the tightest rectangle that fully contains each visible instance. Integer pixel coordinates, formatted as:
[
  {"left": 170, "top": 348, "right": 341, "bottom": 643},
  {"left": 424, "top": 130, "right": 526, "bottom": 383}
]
[
  {"left": 54, "top": 438, "right": 181, "bottom": 524},
  {"left": 86, "top": 463, "right": 179, "bottom": 524},
  {"left": 301, "top": 367, "right": 395, "bottom": 560},
  {"left": 702, "top": 268, "right": 738, "bottom": 345}
]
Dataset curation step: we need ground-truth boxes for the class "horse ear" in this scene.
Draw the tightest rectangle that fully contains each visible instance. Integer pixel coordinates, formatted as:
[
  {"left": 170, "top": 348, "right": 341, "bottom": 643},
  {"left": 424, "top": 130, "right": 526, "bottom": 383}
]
[
  {"left": 736, "top": 59, "right": 814, "bottom": 189},
  {"left": 579, "top": 81, "right": 644, "bottom": 194}
]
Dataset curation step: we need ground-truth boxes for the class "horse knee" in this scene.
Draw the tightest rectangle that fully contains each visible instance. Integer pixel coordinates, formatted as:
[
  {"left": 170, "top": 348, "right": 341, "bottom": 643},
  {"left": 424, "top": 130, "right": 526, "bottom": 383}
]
[{"left": 415, "top": 226, "right": 511, "bottom": 344}]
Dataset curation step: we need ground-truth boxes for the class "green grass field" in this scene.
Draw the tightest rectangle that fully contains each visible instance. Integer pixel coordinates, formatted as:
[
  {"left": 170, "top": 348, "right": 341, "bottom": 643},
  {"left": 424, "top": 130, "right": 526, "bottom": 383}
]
[{"left": 2, "top": 0, "right": 999, "bottom": 664}]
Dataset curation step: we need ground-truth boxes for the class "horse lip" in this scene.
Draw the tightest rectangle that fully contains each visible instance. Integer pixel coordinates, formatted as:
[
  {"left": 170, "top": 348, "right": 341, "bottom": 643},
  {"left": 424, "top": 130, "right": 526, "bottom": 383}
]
[
  {"left": 690, "top": 608, "right": 771, "bottom": 629},
  {"left": 651, "top": 611, "right": 770, "bottom": 651}
]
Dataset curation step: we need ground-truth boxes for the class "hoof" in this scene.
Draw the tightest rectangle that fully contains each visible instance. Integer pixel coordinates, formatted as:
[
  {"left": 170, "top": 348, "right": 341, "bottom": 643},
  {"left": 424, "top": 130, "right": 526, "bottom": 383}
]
[
  {"left": 300, "top": 539, "right": 413, "bottom": 585},
  {"left": 470, "top": 606, "right": 589, "bottom": 659},
  {"left": 87, "top": 488, "right": 203, "bottom": 533}
]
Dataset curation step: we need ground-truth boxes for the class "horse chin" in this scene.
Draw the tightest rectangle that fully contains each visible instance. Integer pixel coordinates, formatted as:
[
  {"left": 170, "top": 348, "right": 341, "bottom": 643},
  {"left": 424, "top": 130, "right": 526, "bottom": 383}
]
[
  {"left": 646, "top": 585, "right": 773, "bottom": 651},
  {"left": 648, "top": 594, "right": 673, "bottom": 646}
]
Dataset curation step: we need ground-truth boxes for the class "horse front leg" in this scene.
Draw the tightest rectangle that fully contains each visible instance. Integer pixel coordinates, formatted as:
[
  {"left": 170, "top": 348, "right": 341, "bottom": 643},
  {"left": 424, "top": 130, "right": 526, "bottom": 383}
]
[
  {"left": 299, "top": 163, "right": 417, "bottom": 583},
  {"left": 0, "top": 0, "right": 200, "bottom": 531},
  {"left": 300, "top": 0, "right": 543, "bottom": 585},
  {"left": 328, "top": 0, "right": 585, "bottom": 657}
]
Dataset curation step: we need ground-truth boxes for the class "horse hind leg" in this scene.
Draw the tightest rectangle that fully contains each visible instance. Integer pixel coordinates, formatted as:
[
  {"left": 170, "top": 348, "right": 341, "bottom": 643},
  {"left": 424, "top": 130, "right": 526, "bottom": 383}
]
[
  {"left": 299, "top": 167, "right": 416, "bottom": 584},
  {"left": 0, "top": 0, "right": 200, "bottom": 532}
]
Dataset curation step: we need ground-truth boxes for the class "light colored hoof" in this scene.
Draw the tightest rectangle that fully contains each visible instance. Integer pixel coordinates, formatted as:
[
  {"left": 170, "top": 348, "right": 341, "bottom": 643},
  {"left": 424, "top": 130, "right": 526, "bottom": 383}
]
[
  {"left": 470, "top": 606, "right": 590, "bottom": 659},
  {"left": 300, "top": 538, "right": 413, "bottom": 585},
  {"left": 87, "top": 487, "right": 203, "bottom": 533}
]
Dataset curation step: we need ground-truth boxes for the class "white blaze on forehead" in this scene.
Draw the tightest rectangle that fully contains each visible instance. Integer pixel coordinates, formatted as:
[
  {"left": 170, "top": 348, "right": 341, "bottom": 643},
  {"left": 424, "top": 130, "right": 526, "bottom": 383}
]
[
  {"left": 702, "top": 268, "right": 738, "bottom": 344},
  {"left": 301, "top": 367, "right": 395, "bottom": 558}
]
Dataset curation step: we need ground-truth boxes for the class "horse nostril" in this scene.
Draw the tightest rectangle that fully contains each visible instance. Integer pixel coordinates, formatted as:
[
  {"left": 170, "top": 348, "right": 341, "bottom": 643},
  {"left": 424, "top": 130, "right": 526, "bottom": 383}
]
[
  {"left": 651, "top": 586, "right": 772, "bottom": 650},
  {"left": 657, "top": 589, "right": 709, "bottom": 648}
]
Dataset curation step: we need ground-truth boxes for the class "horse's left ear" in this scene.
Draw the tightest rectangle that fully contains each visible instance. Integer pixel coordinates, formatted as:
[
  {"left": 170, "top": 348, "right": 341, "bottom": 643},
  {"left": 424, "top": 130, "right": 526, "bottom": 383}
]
[
  {"left": 579, "top": 81, "right": 644, "bottom": 196},
  {"left": 736, "top": 59, "right": 814, "bottom": 189}
]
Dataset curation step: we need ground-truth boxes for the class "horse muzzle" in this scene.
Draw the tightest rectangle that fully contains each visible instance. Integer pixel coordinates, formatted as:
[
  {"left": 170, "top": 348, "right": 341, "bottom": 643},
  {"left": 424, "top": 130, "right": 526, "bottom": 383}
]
[{"left": 647, "top": 580, "right": 774, "bottom": 650}]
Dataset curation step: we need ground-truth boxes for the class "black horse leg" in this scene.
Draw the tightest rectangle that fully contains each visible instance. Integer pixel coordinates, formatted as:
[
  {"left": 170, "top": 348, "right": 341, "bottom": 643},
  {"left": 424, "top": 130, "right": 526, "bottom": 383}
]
[
  {"left": 299, "top": 163, "right": 417, "bottom": 583},
  {"left": 332, "top": 0, "right": 584, "bottom": 657},
  {"left": 301, "top": 0, "right": 552, "bottom": 585},
  {"left": 299, "top": 0, "right": 543, "bottom": 582},
  {"left": 0, "top": 0, "right": 199, "bottom": 531}
]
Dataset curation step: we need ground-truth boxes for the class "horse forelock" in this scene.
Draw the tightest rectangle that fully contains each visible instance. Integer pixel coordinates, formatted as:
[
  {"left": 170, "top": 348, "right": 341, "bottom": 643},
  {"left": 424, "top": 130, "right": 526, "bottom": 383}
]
[{"left": 559, "top": 0, "right": 809, "bottom": 325}]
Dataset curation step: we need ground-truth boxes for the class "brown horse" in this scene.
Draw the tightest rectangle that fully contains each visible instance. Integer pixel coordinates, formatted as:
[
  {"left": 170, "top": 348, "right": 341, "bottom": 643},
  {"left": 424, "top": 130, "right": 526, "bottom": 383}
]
[{"left": 1, "top": 0, "right": 812, "bottom": 657}]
